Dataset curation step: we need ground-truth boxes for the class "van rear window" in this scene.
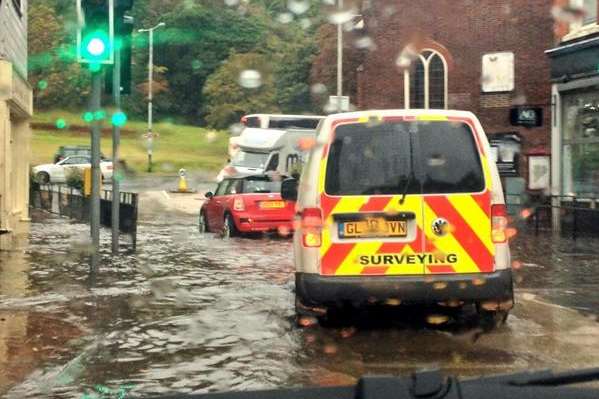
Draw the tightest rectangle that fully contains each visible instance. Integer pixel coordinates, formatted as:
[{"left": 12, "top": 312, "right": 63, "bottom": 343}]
[{"left": 324, "top": 121, "right": 485, "bottom": 196}]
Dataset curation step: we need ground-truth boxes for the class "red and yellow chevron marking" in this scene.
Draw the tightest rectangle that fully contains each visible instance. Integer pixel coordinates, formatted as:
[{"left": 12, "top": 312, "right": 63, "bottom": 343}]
[{"left": 314, "top": 114, "right": 494, "bottom": 277}]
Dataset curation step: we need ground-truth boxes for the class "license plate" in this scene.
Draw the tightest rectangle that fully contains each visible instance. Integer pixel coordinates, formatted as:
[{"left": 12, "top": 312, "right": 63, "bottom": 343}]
[
  {"left": 339, "top": 219, "right": 407, "bottom": 238},
  {"left": 260, "top": 201, "right": 285, "bottom": 209}
]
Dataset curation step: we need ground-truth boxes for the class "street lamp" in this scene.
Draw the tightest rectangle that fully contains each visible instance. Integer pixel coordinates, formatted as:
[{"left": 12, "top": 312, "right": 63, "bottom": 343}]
[
  {"left": 138, "top": 22, "right": 165, "bottom": 172},
  {"left": 335, "top": 0, "right": 363, "bottom": 112}
]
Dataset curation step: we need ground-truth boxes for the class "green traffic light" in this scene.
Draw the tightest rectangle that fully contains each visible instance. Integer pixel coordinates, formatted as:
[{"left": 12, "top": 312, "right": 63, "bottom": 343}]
[
  {"left": 111, "top": 112, "right": 128, "bottom": 127},
  {"left": 81, "top": 30, "right": 111, "bottom": 62},
  {"left": 83, "top": 112, "right": 94, "bottom": 123}
]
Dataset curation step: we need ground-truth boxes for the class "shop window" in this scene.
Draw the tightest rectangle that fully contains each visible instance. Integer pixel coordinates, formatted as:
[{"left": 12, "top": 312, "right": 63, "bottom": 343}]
[
  {"left": 405, "top": 50, "right": 447, "bottom": 109},
  {"left": 562, "top": 91, "right": 599, "bottom": 197}
]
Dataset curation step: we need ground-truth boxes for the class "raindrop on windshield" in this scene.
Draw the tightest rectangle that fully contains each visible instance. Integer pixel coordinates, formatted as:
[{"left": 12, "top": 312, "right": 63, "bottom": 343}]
[
  {"left": 224, "top": 0, "right": 239, "bottom": 6},
  {"left": 311, "top": 83, "right": 327, "bottom": 95},
  {"left": 277, "top": 12, "right": 294, "bottom": 24},
  {"left": 328, "top": 9, "right": 354, "bottom": 25},
  {"left": 205, "top": 131, "right": 217, "bottom": 143},
  {"left": 229, "top": 123, "right": 245, "bottom": 136},
  {"left": 238, "top": 70, "right": 262, "bottom": 89},
  {"left": 299, "top": 18, "right": 312, "bottom": 29},
  {"left": 354, "top": 36, "right": 376, "bottom": 50},
  {"left": 288, "top": 0, "right": 310, "bottom": 15}
]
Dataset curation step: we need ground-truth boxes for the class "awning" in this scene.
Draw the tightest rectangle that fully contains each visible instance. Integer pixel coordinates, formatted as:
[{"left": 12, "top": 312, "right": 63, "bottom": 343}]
[{"left": 546, "top": 35, "right": 599, "bottom": 82}]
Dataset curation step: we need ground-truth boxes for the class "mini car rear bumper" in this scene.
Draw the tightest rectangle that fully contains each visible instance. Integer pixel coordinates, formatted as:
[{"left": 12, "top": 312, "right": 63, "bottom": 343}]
[
  {"left": 233, "top": 213, "right": 294, "bottom": 233},
  {"left": 296, "top": 269, "right": 514, "bottom": 308}
]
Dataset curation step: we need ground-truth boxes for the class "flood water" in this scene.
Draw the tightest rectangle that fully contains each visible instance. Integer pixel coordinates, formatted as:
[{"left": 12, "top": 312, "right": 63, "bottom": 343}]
[{"left": 2, "top": 203, "right": 599, "bottom": 398}]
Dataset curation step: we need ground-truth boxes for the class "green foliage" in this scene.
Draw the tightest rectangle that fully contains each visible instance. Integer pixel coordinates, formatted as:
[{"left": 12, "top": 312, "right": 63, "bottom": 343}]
[
  {"left": 65, "top": 168, "right": 85, "bottom": 191},
  {"left": 29, "top": 0, "right": 327, "bottom": 122},
  {"left": 203, "top": 52, "right": 279, "bottom": 129}
]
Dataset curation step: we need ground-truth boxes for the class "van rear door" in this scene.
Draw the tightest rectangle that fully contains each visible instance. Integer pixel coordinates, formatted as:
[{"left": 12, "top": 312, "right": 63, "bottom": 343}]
[
  {"left": 319, "top": 121, "right": 426, "bottom": 276},
  {"left": 418, "top": 117, "right": 494, "bottom": 274}
]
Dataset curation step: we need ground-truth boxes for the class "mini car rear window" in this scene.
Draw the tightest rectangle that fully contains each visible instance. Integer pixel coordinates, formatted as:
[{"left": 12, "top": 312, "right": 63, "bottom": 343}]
[{"left": 325, "top": 121, "right": 485, "bottom": 196}]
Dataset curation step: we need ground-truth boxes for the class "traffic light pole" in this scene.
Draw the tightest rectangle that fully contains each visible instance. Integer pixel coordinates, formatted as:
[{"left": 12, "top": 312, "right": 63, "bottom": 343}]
[
  {"left": 90, "top": 69, "right": 102, "bottom": 272},
  {"left": 111, "top": 44, "right": 121, "bottom": 255},
  {"left": 147, "top": 28, "right": 154, "bottom": 173}
]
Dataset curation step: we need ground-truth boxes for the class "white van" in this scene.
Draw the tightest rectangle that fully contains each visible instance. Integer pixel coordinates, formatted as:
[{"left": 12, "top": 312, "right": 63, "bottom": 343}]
[{"left": 281, "top": 110, "right": 514, "bottom": 325}]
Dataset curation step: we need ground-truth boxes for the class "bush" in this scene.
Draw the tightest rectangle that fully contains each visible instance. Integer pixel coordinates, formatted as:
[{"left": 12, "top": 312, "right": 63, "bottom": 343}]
[{"left": 65, "top": 168, "right": 84, "bottom": 191}]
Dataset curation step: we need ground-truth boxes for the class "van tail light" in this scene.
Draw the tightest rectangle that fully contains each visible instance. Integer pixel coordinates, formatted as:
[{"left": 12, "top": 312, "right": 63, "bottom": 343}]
[
  {"left": 234, "top": 198, "right": 245, "bottom": 211},
  {"left": 491, "top": 204, "right": 508, "bottom": 243},
  {"left": 106, "top": 164, "right": 113, "bottom": 170},
  {"left": 301, "top": 208, "right": 322, "bottom": 248}
]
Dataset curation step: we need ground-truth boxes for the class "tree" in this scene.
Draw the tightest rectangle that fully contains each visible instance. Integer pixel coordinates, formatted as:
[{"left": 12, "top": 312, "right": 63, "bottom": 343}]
[
  {"left": 203, "top": 52, "right": 279, "bottom": 129},
  {"left": 28, "top": 3, "right": 89, "bottom": 109}
]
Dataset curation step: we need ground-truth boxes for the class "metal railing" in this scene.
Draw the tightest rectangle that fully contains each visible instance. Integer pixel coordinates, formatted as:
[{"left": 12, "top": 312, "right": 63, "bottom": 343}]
[
  {"left": 528, "top": 195, "right": 599, "bottom": 239},
  {"left": 30, "top": 184, "right": 138, "bottom": 250}
]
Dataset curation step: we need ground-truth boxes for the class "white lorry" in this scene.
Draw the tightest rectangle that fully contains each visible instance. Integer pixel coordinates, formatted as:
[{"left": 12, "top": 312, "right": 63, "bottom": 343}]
[
  {"left": 228, "top": 114, "right": 324, "bottom": 158},
  {"left": 217, "top": 127, "right": 317, "bottom": 181}
]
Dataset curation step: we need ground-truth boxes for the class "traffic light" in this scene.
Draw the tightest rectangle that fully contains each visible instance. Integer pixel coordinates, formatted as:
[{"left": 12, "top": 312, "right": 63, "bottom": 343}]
[
  {"left": 105, "top": 12, "right": 135, "bottom": 95},
  {"left": 77, "top": 0, "right": 114, "bottom": 65}
]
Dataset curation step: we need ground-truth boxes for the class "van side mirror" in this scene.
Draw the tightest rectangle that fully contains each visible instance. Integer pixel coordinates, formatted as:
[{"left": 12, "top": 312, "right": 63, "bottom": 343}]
[
  {"left": 281, "top": 178, "right": 298, "bottom": 202},
  {"left": 205, "top": 191, "right": 214, "bottom": 199}
]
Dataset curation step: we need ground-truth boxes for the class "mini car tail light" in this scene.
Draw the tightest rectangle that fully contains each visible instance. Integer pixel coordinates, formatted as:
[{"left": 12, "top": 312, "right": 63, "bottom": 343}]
[
  {"left": 491, "top": 204, "right": 508, "bottom": 243},
  {"left": 301, "top": 208, "right": 322, "bottom": 248},
  {"left": 234, "top": 198, "right": 245, "bottom": 211}
]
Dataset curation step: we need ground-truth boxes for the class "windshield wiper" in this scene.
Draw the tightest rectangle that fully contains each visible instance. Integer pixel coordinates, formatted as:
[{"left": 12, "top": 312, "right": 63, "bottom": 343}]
[
  {"left": 399, "top": 128, "right": 415, "bottom": 205},
  {"left": 143, "top": 368, "right": 599, "bottom": 399}
]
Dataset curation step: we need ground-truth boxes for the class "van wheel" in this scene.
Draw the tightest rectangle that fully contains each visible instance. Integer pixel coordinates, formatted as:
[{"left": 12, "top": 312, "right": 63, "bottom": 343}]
[
  {"left": 199, "top": 211, "right": 209, "bottom": 233},
  {"left": 222, "top": 213, "right": 238, "bottom": 238},
  {"left": 37, "top": 172, "right": 50, "bottom": 184},
  {"left": 477, "top": 309, "right": 509, "bottom": 329},
  {"left": 295, "top": 296, "right": 327, "bottom": 327}
]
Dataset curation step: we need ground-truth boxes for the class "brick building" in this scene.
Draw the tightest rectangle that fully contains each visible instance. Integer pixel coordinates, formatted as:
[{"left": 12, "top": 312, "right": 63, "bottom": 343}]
[
  {"left": 546, "top": 0, "right": 599, "bottom": 229},
  {"left": 353, "top": 0, "right": 556, "bottom": 187}
]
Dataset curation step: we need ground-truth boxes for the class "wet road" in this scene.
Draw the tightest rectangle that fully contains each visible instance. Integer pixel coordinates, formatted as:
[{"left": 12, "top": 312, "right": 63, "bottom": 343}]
[{"left": 2, "top": 193, "right": 599, "bottom": 398}]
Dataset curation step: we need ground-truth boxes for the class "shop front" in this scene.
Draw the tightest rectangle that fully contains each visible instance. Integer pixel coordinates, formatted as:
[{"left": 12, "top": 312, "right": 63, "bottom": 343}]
[{"left": 547, "top": 36, "right": 599, "bottom": 234}]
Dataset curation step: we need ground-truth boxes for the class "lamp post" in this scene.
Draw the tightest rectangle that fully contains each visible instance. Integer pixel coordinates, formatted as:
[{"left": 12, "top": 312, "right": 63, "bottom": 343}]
[
  {"left": 138, "top": 22, "right": 165, "bottom": 172},
  {"left": 336, "top": 0, "right": 343, "bottom": 112},
  {"left": 334, "top": 1, "right": 363, "bottom": 112}
]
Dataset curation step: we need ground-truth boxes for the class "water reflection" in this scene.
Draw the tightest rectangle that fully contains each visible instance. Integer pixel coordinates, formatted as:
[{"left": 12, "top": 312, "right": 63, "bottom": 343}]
[{"left": 2, "top": 209, "right": 599, "bottom": 397}]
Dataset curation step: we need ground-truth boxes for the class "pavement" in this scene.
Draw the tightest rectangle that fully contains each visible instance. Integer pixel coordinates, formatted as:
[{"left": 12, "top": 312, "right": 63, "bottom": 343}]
[{"left": 1, "top": 188, "right": 599, "bottom": 398}]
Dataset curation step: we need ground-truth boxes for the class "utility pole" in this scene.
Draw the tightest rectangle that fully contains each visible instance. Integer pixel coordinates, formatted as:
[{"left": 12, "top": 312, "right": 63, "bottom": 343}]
[
  {"left": 111, "top": 40, "right": 121, "bottom": 255},
  {"left": 138, "top": 22, "right": 165, "bottom": 173},
  {"left": 90, "top": 69, "right": 102, "bottom": 272},
  {"left": 337, "top": 0, "right": 343, "bottom": 113}
]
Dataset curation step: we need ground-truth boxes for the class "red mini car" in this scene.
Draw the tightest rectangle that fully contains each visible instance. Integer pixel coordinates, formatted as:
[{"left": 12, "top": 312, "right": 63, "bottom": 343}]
[{"left": 199, "top": 175, "right": 295, "bottom": 237}]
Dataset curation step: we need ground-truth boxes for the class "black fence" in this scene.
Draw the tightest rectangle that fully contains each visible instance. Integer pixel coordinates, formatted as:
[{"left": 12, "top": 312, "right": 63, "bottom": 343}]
[
  {"left": 528, "top": 195, "right": 599, "bottom": 239},
  {"left": 30, "top": 184, "right": 138, "bottom": 249}
]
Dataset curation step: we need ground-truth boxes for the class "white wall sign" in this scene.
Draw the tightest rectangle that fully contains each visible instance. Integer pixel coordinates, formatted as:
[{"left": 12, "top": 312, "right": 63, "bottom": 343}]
[
  {"left": 528, "top": 155, "right": 551, "bottom": 191},
  {"left": 482, "top": 52, "right": 515, "bottom": 93}
]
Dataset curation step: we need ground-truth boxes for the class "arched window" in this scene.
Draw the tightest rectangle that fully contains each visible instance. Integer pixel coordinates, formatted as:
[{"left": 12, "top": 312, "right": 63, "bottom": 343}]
[{"left": 404, "top": 50, "right": 447, "bottom": 109}]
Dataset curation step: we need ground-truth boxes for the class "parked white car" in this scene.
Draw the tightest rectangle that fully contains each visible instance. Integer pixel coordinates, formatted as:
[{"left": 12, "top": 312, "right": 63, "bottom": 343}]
[{"left": 33, "top": 156, "right": 113, "bottom": 184}]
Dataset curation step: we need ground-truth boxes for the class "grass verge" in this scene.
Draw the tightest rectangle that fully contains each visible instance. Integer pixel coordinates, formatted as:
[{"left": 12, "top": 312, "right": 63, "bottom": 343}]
[{"left": 32, "top": 110, "right": 229, "bottom": 175}]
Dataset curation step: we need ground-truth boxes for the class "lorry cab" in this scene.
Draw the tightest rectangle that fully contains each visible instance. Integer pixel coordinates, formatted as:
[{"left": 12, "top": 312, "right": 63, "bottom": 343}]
[
  {"left": 241, "top": 114, "right": 325, "bottom": 129},
  {"left": 229, "top": 114, "right": 325, "bottom": 158},
  {"left": 282, "top": 110, "right": 514, "bottom": 325},
  {"left": 219, "top": 127, "right": 318, "bottom": 181}
]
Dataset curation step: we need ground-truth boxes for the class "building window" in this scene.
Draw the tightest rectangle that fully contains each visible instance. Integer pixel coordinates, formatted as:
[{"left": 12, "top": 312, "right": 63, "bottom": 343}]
[
  {"left": 571, "top": 0, "right": 597, "bottom": 28},
  {"left": 561, "top": 90, "right": 599, "bottom": 197},
  {"left": 405, "top": 50, "right": 447, "bottom": 109}
]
